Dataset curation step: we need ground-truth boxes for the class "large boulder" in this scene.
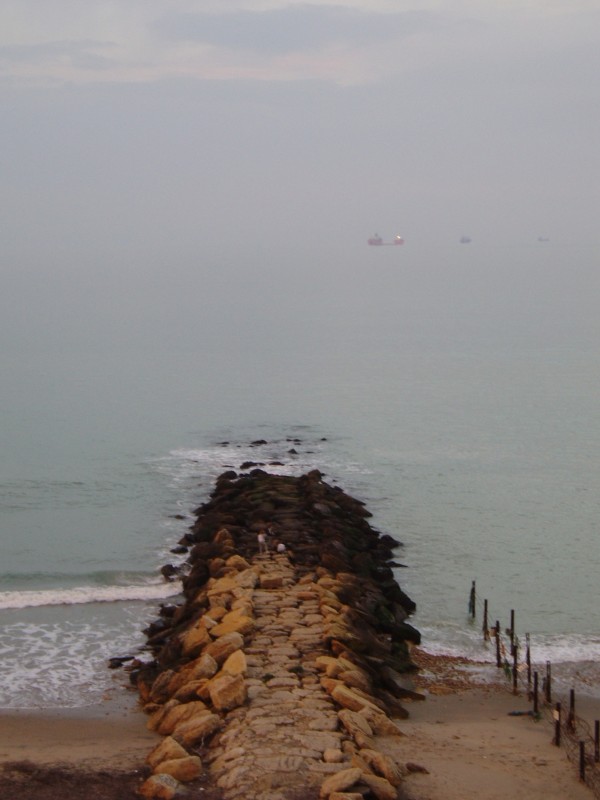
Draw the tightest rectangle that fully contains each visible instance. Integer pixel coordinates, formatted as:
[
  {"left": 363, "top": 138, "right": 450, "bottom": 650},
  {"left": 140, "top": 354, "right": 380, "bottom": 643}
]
[
  {"left": 319, "top": 767, "right": 362, "bottom": 798},
  {"left": 208, "top": 673, "right": 247, "bottom": 711},
  {"left": 221, "top": 649, "right": 247, "bottom": 676},
  {"left": 149, "top": 670, "right": 176, "bottom": 704},
  {"left": 331, "top": 685, "right": 382, "bottom": 714},
  {"left": 210, "top": 614, "right": 254, "bottom": 638},
  {"left": 153, "top": 755, "right": 203, "bottom": 783},
  {"left": 337, "top": 709, "right": 374, "bottom": 749},
  {"left": 204, "top": 631, "right": 244, "bottom": 665},
  {"left": 146, "top": 736, "right": 189, "bottom": 771},
  {"left": 188, "top": 652, "right": 219, "bottom": 680},
  {"left": 180, "top": 624, "right": 212, "bottom": 658},
  {"left": 358, "top": 748, "right": 404, "bottom": 787},
  {"left": 157, "top": 701, "right": 210, "bottom": 736},
  {"left": 173, "top": 713, "right": 222, "bottom": 748},
  {"left": 138, "top": 773, "right": 184, "bottom": 800},
  {"left": 358, "top": 772, "right": 398, "bottom": 800}
]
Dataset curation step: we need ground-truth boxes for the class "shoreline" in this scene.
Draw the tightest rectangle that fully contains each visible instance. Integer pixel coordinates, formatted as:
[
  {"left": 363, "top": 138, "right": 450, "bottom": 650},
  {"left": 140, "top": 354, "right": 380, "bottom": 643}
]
[
  {"left": 2, "top": 463, "right": 599, "bottom": 800},
  {"left": 1, "top": 649, "right": 599, "bottom": 798}
]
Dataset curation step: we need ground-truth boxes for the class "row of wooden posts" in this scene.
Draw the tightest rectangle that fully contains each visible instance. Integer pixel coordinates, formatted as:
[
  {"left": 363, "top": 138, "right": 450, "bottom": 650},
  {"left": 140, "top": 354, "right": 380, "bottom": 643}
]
[{"left": 469, "top": 580, "right": 600, "bottom": 785}]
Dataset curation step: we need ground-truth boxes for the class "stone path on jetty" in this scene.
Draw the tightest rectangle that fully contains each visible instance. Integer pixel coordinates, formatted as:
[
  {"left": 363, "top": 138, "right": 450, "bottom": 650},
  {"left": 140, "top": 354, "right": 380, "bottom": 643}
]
[
  {"left": 133, "top": 468, "right": 422, "bottom": 800},
  {"left": 207, "top": 552, "right": 343, "bottom": 798}
]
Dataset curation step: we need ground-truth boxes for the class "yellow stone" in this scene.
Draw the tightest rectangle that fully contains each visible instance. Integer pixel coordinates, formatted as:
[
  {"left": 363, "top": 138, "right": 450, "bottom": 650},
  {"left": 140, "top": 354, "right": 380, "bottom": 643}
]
[
  {"left": 210, "top": 614, "right": 254, "bottom": 638},
  {"left": 138, "top": 774, "right": 181, "bottom": 799},
  {"left": 153, "top": 756, "right": 202, "bottom": 783},
  {"left": 180, "top": 624, "right": 211, "bottom": 657},
  {"left": 146, "top": 736, "right": 189, "bottom": 770},
  {"left": 208, "top": 673, "right": 247, "bottom": 711},
  {"left": 319, "top": 767, "right": 362, "bottom": 798},
  {"left": 221, "top": 649, "right": 247, "bottom": 676},
  {"left": 157, "top": 701, "right": 210, "bottom": 736}
]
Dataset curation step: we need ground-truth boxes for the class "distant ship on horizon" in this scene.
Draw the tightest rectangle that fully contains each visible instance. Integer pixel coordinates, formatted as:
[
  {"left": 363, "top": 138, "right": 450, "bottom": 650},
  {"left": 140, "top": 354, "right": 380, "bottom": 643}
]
[{"left": 368, "top": 234, "right": 404, "bottom": 246}]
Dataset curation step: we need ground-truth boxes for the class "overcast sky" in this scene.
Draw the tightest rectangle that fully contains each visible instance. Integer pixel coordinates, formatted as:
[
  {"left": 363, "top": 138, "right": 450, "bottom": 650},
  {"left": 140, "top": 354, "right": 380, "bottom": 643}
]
[{"left": 1, "top": 1, "right": 599, "bottom": 354}]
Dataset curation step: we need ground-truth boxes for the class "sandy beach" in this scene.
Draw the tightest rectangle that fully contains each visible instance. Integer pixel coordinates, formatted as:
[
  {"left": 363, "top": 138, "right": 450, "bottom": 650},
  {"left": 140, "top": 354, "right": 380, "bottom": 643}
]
[
  {"left": 399, "top": 649, "right": 599, "bottom": 799},
  {"left": 400, "top": 686, "right": 594, "bottom": 800},
  {"left": 0, "top": 688, "right": 162, "bottom": 800},
  {"left": 0, "top": 691, "right": 158, "bottom": 770},
  {"left": 1, "top": 653, "right": 598, "bottom": 799}
]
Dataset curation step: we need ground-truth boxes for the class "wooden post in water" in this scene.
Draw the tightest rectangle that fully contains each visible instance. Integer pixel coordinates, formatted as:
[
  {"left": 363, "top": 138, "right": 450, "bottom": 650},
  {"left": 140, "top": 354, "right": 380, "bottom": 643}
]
[
  {"left": 509, "top": 609, "right": 515, "bottom": 655},
  {"left": 579, "top": 742, "right": 586, "bottom": 782},
  {"left": 568, "top": 689, "right": 576, "bottom": 731},
  {"left": 526, "top": 633, "right": 531, "bottom": 693},
  {"left": 595, "top": 721, "right": 599, "bottom": 763},
  {"left": 483, "top": 599, "right": 489, "bottom": 641},
  {"left": 554, "top": 702, "right": 561, "bottom": 747},
  {"left": 495, "top": 620, "right": 501, "bottom": 668},
  {"left": 533, "top": 671, "right": 539, "bottom": 715},
  {"left": 469, "top": 581, "right": 476, "bottom": 619},
  {"left": 512, "top": 639, "right": 518, "bottom": 694}
]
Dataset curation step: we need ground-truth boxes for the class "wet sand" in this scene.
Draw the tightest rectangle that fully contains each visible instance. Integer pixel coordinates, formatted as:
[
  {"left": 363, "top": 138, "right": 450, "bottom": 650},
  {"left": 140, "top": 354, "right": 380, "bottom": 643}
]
[{"left": 0, "top": 690, "right": 159, "bottom": 770}]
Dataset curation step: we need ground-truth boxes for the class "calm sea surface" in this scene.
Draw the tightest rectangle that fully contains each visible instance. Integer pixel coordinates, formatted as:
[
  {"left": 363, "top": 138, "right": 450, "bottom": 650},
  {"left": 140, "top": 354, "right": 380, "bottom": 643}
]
[{"left": 1, "top": 242, "right": 599, "bottom": 707}]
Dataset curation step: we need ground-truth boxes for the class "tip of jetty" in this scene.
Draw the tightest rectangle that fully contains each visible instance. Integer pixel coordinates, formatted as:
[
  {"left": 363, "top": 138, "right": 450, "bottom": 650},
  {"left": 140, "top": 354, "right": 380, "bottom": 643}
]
[{"left": 131, "top": 469, "right": 423, "bottom": 800}]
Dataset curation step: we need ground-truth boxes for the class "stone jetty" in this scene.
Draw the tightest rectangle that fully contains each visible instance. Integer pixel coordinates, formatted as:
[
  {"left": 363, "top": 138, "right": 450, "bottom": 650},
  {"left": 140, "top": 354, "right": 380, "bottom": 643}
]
[{"left": 129, "top": 468, "right": 422, "bottom": 800}]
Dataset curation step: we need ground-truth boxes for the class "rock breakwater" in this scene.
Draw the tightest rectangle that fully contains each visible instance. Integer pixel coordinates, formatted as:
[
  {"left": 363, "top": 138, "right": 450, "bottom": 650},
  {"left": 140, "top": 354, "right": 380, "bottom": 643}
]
[{"left": 131, "top": 469, "right": 422, "bottom": 799}]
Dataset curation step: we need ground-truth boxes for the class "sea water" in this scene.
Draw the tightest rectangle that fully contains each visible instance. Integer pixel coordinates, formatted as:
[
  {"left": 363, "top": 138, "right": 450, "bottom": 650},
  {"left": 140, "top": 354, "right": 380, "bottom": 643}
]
[{"left": 1, "top": 242, "right": 599, "bottom": 707}]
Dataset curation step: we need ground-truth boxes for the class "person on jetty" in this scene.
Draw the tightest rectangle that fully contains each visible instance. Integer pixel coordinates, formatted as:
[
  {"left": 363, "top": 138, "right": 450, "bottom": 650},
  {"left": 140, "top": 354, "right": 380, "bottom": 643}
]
[
  {"left": 257, "top": 530, "right": 268, "bottom": 555},
  {"left": 276, "top": 542, "right": 286, "bottom": 554}
]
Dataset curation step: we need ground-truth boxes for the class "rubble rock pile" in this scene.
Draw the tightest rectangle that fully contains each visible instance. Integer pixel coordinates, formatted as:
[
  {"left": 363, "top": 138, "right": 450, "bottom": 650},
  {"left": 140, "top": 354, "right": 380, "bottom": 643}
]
[{"left": 130, "top": 469, "right": 422, "bottom": 800}]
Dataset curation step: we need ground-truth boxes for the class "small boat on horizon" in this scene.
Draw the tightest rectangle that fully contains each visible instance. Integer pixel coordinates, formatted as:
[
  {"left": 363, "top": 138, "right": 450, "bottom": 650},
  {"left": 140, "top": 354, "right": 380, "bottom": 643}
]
[{"left": 368, "top": 233, "right": 404, "bottom": 246}]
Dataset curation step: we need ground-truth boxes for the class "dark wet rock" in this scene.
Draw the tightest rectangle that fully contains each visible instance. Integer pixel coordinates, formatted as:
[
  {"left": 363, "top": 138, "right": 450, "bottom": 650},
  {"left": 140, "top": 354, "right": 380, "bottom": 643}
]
[
  {"left": 143, "top": 618, "right": 170, "bottom": 638},
  {"left": 108, "top": 655, "right": 135, "bottom": 669},
  {"left": 217, "top": 470, "right": 237, "bottom": 482},
  {"left": 161, "top": 564, "right": 182, "bottom": 581},
  {"left": 170, "top": 545, "right": 188, "bottom": 555},
  {"left": 380, "top": 533, "right": 403, "bottom": 548},
  {"left": 239, "top": 461, "right": 260, "bottom": 470}
]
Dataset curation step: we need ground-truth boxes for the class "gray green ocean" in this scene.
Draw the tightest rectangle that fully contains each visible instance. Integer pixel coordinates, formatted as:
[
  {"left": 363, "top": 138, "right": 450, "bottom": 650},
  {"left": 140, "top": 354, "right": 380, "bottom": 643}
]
[{"left": 1, "top": 241, "right": 599, "bottom": 707}]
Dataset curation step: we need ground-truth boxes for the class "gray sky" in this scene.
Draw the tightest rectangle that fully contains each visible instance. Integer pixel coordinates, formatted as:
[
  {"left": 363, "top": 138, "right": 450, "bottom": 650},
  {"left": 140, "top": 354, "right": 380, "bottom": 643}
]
[{"left": 1, "top": 1, "right": 599, "bottom": 353}]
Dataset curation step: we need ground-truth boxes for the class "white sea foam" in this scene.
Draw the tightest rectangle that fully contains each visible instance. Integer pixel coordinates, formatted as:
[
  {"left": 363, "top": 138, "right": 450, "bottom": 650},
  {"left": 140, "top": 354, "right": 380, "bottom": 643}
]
[
  {"left": 0, "top": 580, "right": 182, "bottom": 610},
  {"left": 153, "top": 435, "right": 372, "bottom": 493},
  {"left": 0, "top": 606, "right": 151, "bottom": 708},
  {"left": 417, "top": 623, "right": 600, "bottom": 697}
]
